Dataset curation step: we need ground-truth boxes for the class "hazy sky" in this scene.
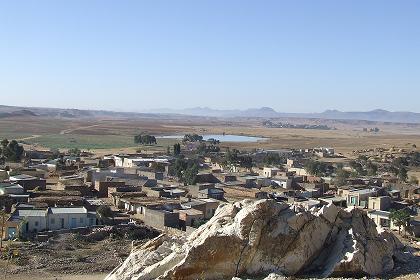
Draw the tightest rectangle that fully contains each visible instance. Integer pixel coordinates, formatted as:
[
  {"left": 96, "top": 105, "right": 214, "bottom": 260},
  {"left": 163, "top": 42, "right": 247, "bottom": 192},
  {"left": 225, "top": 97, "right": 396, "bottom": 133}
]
[{"left": 1, "top": 1, "right": 419, "bottom": 113}]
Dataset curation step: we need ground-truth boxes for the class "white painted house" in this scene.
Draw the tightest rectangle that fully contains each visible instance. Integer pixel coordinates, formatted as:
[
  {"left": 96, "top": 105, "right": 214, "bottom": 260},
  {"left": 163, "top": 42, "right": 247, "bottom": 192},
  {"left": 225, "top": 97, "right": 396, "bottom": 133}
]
[{"left": 5, "top": 207, "right": 97, "bottom": 240}]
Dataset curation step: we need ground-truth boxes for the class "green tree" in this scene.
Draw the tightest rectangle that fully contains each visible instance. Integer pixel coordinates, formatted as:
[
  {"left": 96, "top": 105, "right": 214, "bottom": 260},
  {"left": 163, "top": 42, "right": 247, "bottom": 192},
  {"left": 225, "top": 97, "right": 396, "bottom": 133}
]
[
  {"left": 150, "top": 162, "right": 165, "bottom": 172},
  {"left": 68, "top": 148, "right": 81, "bottom": 156},
  {"left": 239, "top": 155, "right": 253, "bottom": 171},
  {"left": 389, "top": 209, "right": 411, "bottom": 235},
  {"left": 349, "top": 160, "right": 366, "bottom": 176},
  {"left": 304, "top": 160, "right": 327, "bottom": 177},
  {"left": 335, "top": 167, "right": 350, "bottom": 186},
  {"left": 0, "top": 139, "right": 24, "bottom": 162},
  {"left": 1, "top": 139, "right": 9, "bottom": 148},
  {"left": 170, "top": 158, "right": 199, "bottom": 184},
  {"left": 263, "top": 153, "right": 284, "bottom": 165},
  {"left": 197, "top": 143, "right": 207, "bottom": 155},
  {"left": 225, "top": 148, "right": 239, "bottom": 164},
  {"left": 96, "top": 205, "right": 114, "bottom": 225},
  {"left": 366, "top": 161, "right": 378, "bottom": 176},
  {"left": 398, "top": 166, "right": 408, "bottom": 182},
  {"left": 184, "top": 164, "right": 199, "bottom": 185},
  {"left": 196, "top": 143, "right": 220, "bottom": 155},
  {"left": 173, "top": 143, "right": 181, "bottom": 156},
  {"left": 182, "top": 134, "right": 203, "bottom": 142},
  {"left": 134, "top": 134, "right": 157, "bottom": 145},
  {"left": 171, "top": 157, "right": 188, "bottom": 178}
]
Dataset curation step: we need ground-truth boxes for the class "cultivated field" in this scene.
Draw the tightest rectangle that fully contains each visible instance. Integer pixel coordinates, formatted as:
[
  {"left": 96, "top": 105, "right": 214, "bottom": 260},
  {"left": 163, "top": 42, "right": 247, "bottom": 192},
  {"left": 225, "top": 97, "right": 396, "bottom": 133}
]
[{"left": 0, "top": 116, "right": 419, "bottom": 156}]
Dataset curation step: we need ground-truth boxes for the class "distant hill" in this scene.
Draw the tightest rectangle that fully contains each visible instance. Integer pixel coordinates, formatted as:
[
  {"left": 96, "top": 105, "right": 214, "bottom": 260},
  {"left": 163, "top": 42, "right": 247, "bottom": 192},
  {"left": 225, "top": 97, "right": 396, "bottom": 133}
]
[
  {"left": 149, "top": 106, "right": 281, "bottom": 118},
  {"left": 148, "top": 107, "right": 420, "bottom": 123},
  {"left": 1, "top": 104, "right": 419, "bottom": 123},
  {"left": 0, "top": 109, "right": 37, "bottom": 118},
  {"left": 0, "top": 105, "right": 160, "bottom": 119},
  {"left": 314, "top": 109, "right": 420, "bottom": 123}
]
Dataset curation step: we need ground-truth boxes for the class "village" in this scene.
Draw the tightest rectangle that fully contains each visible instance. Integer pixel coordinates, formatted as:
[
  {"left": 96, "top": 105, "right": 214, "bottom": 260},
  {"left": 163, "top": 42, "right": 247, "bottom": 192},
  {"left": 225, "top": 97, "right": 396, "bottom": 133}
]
[{"left": 0, "top": 132, "right": 419, "bottom": 279}]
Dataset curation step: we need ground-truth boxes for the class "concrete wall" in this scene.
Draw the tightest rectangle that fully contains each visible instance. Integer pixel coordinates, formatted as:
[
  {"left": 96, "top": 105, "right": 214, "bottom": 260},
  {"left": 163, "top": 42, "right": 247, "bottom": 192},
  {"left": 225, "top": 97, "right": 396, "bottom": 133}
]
[
  {"left": 26, "top": 215, "right": 48, "bottom": 232},
  {"left": 95, "top": 181, "right": 126, "bottom": 197},
  {"left": 368, "top": 196, "right": 392, "bottom": 210},
  {"left": 13, "top": 179, "right": 46, "bottom": 191},
  {"left": 138, "top": 171, "right": 164, "bottom": 180},
  {"left": 47, "top": 213, "right": 95, "bottom": 231},
  {"left": 143, "top": 209, "right": 179, "bottom": 230}
]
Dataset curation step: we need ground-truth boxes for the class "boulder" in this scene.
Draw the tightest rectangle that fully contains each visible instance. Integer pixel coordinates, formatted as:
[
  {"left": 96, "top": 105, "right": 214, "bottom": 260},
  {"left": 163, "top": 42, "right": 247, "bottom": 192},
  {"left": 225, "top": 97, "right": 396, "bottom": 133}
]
[{"left": 106, "top": 199, "right": 408, "bottom": 280}]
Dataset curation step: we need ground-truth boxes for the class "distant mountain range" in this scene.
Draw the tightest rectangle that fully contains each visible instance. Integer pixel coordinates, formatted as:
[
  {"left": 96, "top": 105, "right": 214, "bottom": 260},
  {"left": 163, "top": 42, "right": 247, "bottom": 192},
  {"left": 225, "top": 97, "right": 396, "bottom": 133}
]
[
  {"left": 148, "top": 107, "right": 281, "bottom": 118},
  {"left": 148, "top": 107, "right": 420, "bottom": 123},
  {"left": 1, "top": 104, "right": 420, "bottom": 124},
  {"left": 0, "top": 105, "right": 159, "bottom": 119}
]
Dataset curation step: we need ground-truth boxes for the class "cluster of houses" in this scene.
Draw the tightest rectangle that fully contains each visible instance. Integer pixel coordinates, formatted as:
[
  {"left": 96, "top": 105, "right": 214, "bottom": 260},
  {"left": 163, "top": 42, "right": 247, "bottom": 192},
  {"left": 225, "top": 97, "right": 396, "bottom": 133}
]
[
  {"left": 260, "top": 167, "right": 420, "bottom": 237},
  {"left": 0, "top": 146, "right": 419, "bottom": 241},
  {"left": 0, "top": 152, "right": 226, "bottom": 239}
]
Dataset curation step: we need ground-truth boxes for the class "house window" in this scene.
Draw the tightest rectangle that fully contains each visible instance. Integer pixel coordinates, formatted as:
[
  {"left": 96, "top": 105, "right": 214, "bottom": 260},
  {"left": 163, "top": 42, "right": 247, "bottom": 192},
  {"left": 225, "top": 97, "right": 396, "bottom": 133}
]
[
  {"left": 34, "top": 221, "right": 39, "bottom": 227},
  {"left": 380, "top": 218, "right": 390, "bottom": 228},
  {"left": 350, "top": 196, "right": 356, "bottom": 205}
]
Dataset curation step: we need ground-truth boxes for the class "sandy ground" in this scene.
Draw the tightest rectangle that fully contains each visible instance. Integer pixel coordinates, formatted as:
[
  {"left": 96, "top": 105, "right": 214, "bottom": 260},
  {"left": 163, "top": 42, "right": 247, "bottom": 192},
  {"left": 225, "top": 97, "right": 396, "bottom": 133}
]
[
  {"left": 0, "top": 226, "right": 159, "bottom": 280},
  {"left": 3, "top": 272, "right": 107, "bottom": 280},
  {"left": 1, "top": 116, "right": 420, "bottom": 156}
]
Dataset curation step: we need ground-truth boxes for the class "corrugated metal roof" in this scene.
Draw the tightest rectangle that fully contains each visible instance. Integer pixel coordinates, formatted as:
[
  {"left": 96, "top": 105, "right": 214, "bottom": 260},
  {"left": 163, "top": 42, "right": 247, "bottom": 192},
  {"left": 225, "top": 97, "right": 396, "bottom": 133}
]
[
  {"left": 17, "top": 209, "right": 46, "bottom": 217},
  {"left": 49, "top": 207, "right": 87, "bottom": 214},
  {"left": 10, "top": 174, "right": 37, "bottom": 180}
]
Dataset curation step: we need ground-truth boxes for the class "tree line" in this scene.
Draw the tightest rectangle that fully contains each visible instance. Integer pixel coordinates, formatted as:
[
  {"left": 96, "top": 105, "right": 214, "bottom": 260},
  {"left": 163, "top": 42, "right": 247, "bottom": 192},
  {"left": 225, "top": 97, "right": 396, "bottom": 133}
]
[
  {"left": 0, "top": 139, "right": 25, "bottom": 163},
  {"left": 170, "top": 157, "right": 199, "bottom": 185},
  {"left": 182, "top": 134, "right": 203, "bottom": 142},
  {"left": 134, "top": 134, "right": 157, "bottom": 145}
]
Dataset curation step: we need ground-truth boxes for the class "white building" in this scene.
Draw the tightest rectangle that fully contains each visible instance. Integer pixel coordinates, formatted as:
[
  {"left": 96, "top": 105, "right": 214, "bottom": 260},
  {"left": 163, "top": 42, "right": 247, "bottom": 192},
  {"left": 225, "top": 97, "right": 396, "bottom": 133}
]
[
  {"left": 262, "top": 167, "right": 281, "bottom": 178},
  {"left": 5, "top": 207, "right": 97, "bottom": 239},
  {"left": 272, "top": 178, "right": 293, "bottom": 189}
]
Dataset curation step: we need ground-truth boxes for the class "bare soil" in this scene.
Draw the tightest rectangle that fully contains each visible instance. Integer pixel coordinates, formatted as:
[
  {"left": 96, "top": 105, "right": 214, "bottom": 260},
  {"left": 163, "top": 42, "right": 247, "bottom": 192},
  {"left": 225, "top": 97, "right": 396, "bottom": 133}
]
[
  {"left": 0, "top": 226, "right": 159, "bottom": 280},
  {"left": 1, "top": 116, "right": 419, "bottom": 156}
]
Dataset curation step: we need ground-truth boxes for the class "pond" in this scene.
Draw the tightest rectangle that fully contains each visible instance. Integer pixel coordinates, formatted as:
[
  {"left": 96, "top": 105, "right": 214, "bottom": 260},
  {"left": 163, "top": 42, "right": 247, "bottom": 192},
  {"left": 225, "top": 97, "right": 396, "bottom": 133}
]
[{"left": 159, "top": 134, "right": 266, "bottom": 143}]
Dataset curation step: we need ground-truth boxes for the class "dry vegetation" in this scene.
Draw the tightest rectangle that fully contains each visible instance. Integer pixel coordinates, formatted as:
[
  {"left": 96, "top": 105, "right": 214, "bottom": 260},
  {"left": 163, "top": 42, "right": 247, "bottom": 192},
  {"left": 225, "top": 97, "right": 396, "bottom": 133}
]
[{"left": 0, "top": 116, "right": 419, "bottom": 156}]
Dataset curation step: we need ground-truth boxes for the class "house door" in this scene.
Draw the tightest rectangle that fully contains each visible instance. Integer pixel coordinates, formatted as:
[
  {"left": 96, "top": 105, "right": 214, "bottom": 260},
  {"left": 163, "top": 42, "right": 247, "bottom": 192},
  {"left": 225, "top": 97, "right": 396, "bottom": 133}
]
[
  {"left": 61, "top": 218, "right": 65, "bottom": 228},
  {"left": 7, "top": 227, "right": 17, "bottom": 240},
  {"left": 71, "top": 218, "right": 77, "bottom": 228}
]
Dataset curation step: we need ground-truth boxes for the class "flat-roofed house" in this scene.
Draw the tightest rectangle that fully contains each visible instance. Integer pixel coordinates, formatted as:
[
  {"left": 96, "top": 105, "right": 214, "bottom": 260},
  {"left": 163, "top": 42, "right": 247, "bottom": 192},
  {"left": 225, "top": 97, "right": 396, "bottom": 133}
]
[
  {"left": 262, "top": 167, "right": 282, "bottom": 178},
  {"left": 368, "top": 196, "right": 392, "bottom": 211},
  {"left": 4, "top": 206, "right": 97, "bottom": 240},
  {"left": 198, "top": 187, "right": 225, "bottom": 200},
  {"left": 367, "top": 210, "right": 395, "bottom": 231},
  {"left": 346, "top": 188, "right": 377, "bottom": 208},
  {"left": 46, "top": 207, "right": 96, "bottom": 231},
  {"left": 95, "top": 180, "right": 126, "bottom": 197},
  {"left": 178, "top": 208, "right": 204, "bottom": 229},
  {"left": 181, "top": 198, "right": 219, "bottom": 219},
  {"left": 0, "top": 183, "right": 24, "bottom": 195},
  {"left": 9, "top": 174, "right": 46, "bottom": 191}
]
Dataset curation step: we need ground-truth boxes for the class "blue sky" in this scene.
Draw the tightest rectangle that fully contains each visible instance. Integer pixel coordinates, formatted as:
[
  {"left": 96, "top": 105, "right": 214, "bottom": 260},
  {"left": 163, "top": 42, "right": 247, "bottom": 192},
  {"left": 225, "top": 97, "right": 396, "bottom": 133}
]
[{"left": 0, "top": 0, "right": 419, "bottom": 113}]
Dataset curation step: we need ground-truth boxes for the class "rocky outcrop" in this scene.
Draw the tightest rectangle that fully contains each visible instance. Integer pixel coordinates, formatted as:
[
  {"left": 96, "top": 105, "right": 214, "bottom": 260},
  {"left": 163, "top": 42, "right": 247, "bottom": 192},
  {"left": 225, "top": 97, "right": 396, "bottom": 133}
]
[{"left": 106, "top": 199, "right": 409, "bottom": 280}]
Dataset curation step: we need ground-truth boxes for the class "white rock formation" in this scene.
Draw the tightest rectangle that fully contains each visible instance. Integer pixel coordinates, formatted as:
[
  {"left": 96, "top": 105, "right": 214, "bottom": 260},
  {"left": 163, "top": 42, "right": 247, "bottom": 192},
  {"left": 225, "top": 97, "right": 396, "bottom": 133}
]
[{"left": 106, "top": 199, "right": 408, "bottom": 280}]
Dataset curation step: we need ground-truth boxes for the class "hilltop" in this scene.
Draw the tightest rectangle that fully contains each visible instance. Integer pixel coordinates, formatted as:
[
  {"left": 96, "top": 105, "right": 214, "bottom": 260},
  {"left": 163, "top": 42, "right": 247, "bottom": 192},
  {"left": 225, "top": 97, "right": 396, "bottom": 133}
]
[{"left": 1, "top": 104, "right": 420, "bottom": 123}]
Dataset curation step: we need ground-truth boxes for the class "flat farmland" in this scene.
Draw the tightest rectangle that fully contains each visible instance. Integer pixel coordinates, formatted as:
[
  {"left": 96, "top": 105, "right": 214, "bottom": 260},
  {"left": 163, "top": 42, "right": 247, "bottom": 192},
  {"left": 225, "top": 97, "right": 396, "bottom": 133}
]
[{"left": 0, "top": 116, "right": 419, "bottom": 155}]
